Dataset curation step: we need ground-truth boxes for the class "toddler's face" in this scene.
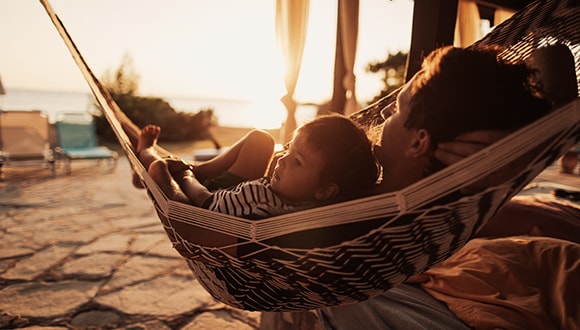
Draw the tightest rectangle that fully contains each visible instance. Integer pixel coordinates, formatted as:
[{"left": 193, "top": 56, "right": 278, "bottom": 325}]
[{"left": 270, "top": 132, "right": 327, "bottom": 203}]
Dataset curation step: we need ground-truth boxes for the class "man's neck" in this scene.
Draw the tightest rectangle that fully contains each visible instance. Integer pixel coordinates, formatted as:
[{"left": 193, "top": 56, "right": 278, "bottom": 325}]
[{"left": 375, "top": 162, "right": 425, "bottom": 194}]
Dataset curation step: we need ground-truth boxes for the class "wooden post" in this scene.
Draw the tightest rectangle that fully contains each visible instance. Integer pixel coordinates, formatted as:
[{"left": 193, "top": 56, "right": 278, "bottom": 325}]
[{"left": 405, "top": 0, "right": 458, "bottom": 81}]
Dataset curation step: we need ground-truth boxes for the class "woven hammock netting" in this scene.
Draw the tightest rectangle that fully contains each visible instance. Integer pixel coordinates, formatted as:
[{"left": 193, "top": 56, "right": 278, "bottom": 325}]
[{"left": 41, "top": 0, "right": 579, "bottom": 311}]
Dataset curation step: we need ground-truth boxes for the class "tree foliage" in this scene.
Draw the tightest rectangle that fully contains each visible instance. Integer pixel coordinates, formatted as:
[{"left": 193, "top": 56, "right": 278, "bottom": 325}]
[
  {"left": 92, "top": 54, "right": 219, "bottom": 145},
  {"left": 366, "top": 51, "right": 408, "bottom": 104}
]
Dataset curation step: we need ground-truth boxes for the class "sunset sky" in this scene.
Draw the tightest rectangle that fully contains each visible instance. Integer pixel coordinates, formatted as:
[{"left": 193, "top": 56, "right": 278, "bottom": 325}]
[{"left": 0, "top": 0, "right": 414, "bottom": 105}]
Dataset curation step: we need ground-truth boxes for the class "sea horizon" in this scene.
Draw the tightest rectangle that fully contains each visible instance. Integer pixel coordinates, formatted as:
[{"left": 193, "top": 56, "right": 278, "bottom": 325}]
[{"left": 0, "top": 87, "right": 318, "bottom": 129}]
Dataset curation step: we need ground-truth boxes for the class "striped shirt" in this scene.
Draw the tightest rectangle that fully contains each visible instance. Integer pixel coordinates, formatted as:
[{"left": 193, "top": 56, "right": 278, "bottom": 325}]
[{"left": 205, "top": 177, "right": 311, "bottom": 219}]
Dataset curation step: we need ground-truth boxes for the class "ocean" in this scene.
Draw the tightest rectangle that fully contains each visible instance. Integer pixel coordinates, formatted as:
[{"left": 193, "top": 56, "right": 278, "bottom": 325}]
[{"left": 0, "top": 88, "right": 318, "bottom": 129}]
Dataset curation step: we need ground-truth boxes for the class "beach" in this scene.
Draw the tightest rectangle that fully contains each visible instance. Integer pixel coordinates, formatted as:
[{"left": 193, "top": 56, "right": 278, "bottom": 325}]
[
  {"left": 0, "top": 88, "right": 318, "bottom": 132},
  {"left": 1, "top": 124, "right": 579, "bottom": 329}
]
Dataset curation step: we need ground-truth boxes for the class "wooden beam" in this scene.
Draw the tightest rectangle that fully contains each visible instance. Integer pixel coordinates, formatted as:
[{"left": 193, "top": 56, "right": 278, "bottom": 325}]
[
  {"left": 329, "top": 2, "right": 346, "bottom": 114},
  {"left": 405, "top": 0, "right": 458, "bottom": 81},
  {"left": 474, "top": 0, "right": 530, "bottom": 11}
]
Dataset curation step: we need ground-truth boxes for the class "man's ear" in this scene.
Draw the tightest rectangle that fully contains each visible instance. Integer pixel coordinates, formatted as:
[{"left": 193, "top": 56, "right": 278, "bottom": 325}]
[
  {"left": 315, "top": 183, "right": 340, "bottom": 201},
  {"left": 405, "top": 128, "right": 430, "bottom": 158}
]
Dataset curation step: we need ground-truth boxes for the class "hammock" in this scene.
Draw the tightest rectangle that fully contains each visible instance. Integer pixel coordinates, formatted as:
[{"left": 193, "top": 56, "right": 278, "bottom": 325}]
[{"left": 40, "top": 0, "right": 579, "bottom": 311}]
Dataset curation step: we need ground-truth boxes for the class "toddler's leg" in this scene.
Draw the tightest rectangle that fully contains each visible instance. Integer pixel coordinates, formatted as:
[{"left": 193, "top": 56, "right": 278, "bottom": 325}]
[
  {"left": 132, "top": 125, "right": 167, "bottom": 188},
  {"left": 137, "top": 125, "right": 163, "bottom": 169},
  {"left": 194, "top": 129, "right": 275, "bottom": 182}
]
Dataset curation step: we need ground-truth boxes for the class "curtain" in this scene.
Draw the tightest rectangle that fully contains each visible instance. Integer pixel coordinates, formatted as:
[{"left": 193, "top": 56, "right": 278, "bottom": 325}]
[
  {"left": 494, "top": 8, "right": 515, "bottom": 26},
  {"left": 276, "top": 0, "right": 310, "bottom": 144},
  {"left": 454, "top": 0, "right": 481, "bottom": 47},
  {"left": 339, "top": 0, "right": 359, "bottom": 115},
  {"left": 0, "top": 75, "right": 5, "bottom": 96}
]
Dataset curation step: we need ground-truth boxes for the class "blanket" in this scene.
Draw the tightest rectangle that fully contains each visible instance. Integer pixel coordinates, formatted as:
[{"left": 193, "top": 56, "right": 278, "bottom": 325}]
[
  {"left": 474, "top": 195, "right": 580, "bottom": 244},
  {"left": 410, "top": 235, "right": 580, "bottom": 329}
]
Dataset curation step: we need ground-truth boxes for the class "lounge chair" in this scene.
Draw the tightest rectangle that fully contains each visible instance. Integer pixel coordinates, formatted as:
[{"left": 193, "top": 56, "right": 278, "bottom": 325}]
[
  {"left": 54, "top": 112, "right": 118, "bottom": 174},
  {"left": 0, "top": 110, "right": 55, "bottom": 180}
]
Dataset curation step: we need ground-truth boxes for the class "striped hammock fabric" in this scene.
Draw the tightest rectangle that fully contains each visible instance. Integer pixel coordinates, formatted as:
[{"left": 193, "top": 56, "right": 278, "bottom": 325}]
[{"left": 40, "top": 0, "right": 579, "bottom": 311}]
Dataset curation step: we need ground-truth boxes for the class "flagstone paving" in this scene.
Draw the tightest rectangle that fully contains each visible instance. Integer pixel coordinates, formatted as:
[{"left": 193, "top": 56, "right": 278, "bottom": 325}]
[
  {"left": 0, "top": 159, "right": 260, "bottom": 329},
  {"left": 1, "top": 155, "right": 578, "bottom": 329}
]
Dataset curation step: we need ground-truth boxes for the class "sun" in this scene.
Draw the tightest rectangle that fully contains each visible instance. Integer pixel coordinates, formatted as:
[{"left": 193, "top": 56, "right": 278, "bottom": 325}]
[{"left": 251, "top": 97, "right": 288, "bottom": 130}]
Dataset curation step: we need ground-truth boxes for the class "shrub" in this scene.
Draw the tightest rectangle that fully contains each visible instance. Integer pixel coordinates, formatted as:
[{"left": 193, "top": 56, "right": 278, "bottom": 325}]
[{"left": 92, "top": 54, "right": 218, "bottom": 144}]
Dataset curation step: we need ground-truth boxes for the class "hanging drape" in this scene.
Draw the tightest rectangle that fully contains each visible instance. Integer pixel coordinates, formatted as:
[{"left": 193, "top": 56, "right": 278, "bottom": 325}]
[
  {"left": 339, "top": 0, "right": 359, "bottom": 115},
  {"left": 0, "top": 76, "right": 5, "bottom": 96},
  {"left": 454, "top": 0, "right": 516, "bottom": 47},
  {"left": 276, "top": 0, "right": 309, "bottom": 143},
  {"left": 454, "top": 0, "right": 481, "bottom": 47},
  {"left": 494, "top": 8, "right": 515, "bottom": 25}
]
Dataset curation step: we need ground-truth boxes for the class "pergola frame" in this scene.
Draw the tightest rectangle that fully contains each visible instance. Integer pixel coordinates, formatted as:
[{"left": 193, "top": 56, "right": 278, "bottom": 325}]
[{"left": 406, "top": 0, "right": 530, "bottom": 80}]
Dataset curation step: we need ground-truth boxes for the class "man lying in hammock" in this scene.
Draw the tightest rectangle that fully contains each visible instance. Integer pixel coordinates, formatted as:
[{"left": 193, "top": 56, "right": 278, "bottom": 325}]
[
  {"left": 372, "top": 44, "right": 550, "bottom": 194},
  {"left": 136, "top": 114, "right": 379, "bottom": 218}
]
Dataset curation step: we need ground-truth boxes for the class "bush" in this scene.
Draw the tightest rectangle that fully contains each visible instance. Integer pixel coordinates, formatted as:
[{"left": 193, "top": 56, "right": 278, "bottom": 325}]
[
  {"left": 93, "top": 54, "right": 218, "bottom": 145},
  {"left": 93, "top": 92, "right": 218, "bottom": 143},
  {"left": 366, "top": 51, "right": 408, "bottom": 104}
]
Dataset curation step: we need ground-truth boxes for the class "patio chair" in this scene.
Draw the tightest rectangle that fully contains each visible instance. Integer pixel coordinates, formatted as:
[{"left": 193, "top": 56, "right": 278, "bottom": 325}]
[
  {"left": 0, "top": 110, "right": 55, "bottom": 180},
  {"left": 54, "top": 112, "right": 118, "bottom": 174}
]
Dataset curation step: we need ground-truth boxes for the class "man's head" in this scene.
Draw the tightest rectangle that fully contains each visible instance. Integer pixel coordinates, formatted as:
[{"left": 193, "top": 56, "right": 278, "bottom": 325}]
[{"left": 374, "top": 45, "right": 551, "bottom": 192}]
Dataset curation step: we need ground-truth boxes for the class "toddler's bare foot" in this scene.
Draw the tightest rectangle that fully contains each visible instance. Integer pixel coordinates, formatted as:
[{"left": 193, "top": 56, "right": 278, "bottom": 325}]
[
  {"left": 137, "top": 125, "right": 161, "bottom": 154},
  {"left": 132, "top": 125, "right": 161, "bottom": 189}
]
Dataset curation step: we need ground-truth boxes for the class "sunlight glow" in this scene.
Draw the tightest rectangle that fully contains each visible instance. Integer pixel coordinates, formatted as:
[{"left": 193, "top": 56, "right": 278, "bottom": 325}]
[
  {"left": 0, "top": 0, "right": 413, "bottom": 129},
  {"left": 252, "top": 98, "right": 287, "bottom": 129}
]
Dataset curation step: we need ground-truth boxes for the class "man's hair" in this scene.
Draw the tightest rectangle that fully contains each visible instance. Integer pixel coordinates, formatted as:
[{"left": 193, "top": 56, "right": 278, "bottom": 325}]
[
  {"left": 296, "top": 114, "right": 378, "bottom": 198},
  {"left": 406, "top": 45, "right": 551, "bottom": 175}
]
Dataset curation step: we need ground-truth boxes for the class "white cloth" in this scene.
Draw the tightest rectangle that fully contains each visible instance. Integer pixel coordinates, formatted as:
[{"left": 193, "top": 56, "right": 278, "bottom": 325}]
[{"left": 207, "top": 177, "right": 307, "bottom": 219}]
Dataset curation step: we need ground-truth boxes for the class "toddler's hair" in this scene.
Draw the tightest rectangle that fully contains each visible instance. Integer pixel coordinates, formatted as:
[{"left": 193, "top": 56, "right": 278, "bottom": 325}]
[{"left": 297, "top": 114, "right": 379, "bottom": 199}]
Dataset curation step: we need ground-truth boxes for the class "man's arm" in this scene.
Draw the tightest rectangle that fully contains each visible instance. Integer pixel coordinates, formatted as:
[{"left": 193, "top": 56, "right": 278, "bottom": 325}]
[{"left": 435, "top": 130, "right": 508, "bottom": 165}]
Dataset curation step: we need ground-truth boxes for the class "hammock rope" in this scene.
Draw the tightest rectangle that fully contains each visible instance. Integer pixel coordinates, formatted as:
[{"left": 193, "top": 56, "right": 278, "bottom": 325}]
[{"left": 40, "top": 0, "right": 579, "bottom": 311}]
